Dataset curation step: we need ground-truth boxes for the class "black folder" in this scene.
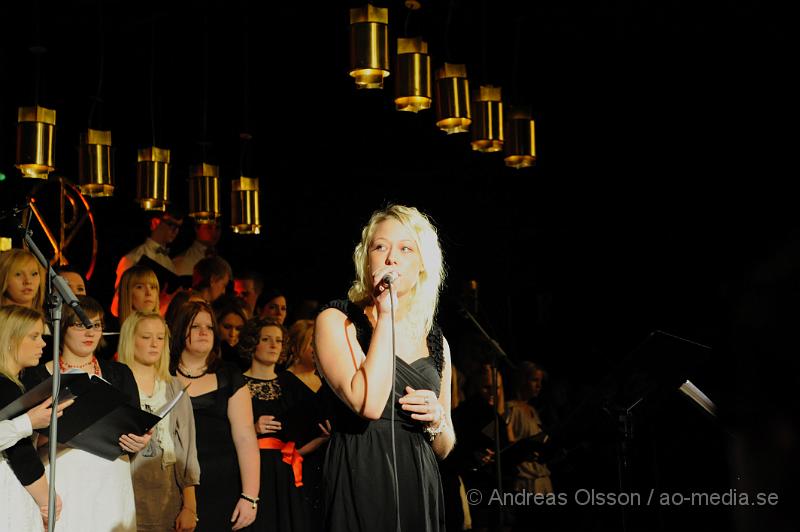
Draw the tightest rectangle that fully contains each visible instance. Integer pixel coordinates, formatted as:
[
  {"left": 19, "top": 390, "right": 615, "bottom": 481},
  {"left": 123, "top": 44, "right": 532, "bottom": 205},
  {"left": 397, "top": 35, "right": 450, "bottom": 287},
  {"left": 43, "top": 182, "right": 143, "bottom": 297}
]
[
  {"left": 137, "top": 254, "right": 192, "bottom": 294},
  {"left": 0, "top": 371, "right": 84, "bottom": 421},
  {"left": 1, "top": 370, "right": 180, "bottom": 461}
]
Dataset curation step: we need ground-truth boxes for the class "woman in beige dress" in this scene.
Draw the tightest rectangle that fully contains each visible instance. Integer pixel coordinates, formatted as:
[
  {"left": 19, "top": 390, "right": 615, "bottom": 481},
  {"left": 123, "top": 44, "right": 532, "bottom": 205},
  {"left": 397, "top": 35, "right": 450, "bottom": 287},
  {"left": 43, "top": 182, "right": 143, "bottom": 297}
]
[{"left": 118, "top": 311, "right": 201, "bottom": 531}]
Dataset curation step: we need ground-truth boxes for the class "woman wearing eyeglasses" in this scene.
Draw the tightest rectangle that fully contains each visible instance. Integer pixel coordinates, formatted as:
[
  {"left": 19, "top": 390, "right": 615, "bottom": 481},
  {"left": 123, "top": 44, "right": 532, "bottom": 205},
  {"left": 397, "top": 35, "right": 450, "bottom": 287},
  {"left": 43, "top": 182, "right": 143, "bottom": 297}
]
[{"left": 23, "top": 296, "right": 151, "bottom": 532}]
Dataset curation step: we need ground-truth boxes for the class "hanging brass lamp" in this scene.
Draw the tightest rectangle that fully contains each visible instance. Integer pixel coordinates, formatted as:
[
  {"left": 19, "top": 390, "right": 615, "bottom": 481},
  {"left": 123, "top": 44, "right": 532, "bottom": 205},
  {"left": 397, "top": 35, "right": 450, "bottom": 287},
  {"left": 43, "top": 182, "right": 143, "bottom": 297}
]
[
  {"left": 395, "top": 37, "right": 431, "bottom": 113},
  {"left": 471, "top": 85, "right": 503, "bottom": 152},
  {"left": 231, "top": 176, "right": 261, "bottom": 235},
  {"left": 434, "top": 63, "right": 471, "bottom": 134},
  {"left": 78, "top": 129, "right": 114, "bottom": 197},
  {"left": 15, "top": 105, "right": 56, "bottom": 179},
  {"left": 504, "top": 107, "right": 536, "bottom": 169},
  {"left": 349, "top": 4, "right": 389, "bottom": 89},
  {"left": 188, "top": 163, "right": 221, "bottom": 223},
  {"left": 136, "top": 147, "right": 170, "bottom": 211}
]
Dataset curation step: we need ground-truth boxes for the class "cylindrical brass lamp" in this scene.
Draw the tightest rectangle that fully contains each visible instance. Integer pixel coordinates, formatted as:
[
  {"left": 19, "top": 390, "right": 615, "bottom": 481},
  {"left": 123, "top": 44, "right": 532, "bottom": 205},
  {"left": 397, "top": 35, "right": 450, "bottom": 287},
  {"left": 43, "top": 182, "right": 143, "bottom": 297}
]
[
  {"left": 471, "top": 85, "right": 503, "bottom": 152},
  {"left": 79, "top": 129, "right": 114, "bottom": 197},
  {"left": 188, "top": 163, "right": 221, "bottom": 223},
  {"left": 349, "top": 4, "right": 389, "bottom": 89},
  {"left": 395, "top": 37, "right": 431, "bottom": 113},
  {"left": 136, "top": 147, "right": 170, "bottom": 211},
  {"left": 231, "top": 176, "right": 261, "bottom": 235},
  {"left": 16, "top": 105, "right": 56, "bottom": 179},
  {"left": 435, "top": 63, "right": 471, "bottom": 134},
  {"left": 504, "top": 107, "right": 536, "bottom": 169}
]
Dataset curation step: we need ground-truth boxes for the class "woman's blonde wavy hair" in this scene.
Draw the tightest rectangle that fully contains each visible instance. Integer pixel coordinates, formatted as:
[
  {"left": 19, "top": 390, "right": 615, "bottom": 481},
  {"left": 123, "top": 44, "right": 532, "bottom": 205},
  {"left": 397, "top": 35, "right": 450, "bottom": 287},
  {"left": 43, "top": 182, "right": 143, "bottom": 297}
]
[{"left": 347, "top": 205, "right": 444, "bottom": 336}]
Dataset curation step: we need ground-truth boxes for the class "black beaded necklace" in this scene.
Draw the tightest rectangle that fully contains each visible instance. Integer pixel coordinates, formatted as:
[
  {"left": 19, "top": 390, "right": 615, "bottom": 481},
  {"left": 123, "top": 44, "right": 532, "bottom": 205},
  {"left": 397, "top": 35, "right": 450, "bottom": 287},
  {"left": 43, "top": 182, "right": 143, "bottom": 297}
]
[{"left": 177, "top": 363, "right": 207, "bottom": 379}]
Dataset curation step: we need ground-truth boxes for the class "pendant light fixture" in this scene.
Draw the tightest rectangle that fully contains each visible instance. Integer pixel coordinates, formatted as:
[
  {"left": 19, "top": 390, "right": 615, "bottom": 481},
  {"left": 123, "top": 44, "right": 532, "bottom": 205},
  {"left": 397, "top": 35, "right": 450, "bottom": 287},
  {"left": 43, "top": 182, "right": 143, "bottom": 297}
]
[
  {"left": 137, "top": 17, "right": 171, "bottom": 210},
  {"left": 349, "top": 4, "right": 389, "bottom": 89},
  {"left": 188, "top": 163, "right": 221, "bottom": 223},
  {"left": 79, "top": 129, "right": 114, "bottom": 196},
  {"left": 434, "top": 63, "right": 471, "bottom": 134},
  {"left": 136, "top": 147, "right": 170, "bottom": 211},
  {"left": 471, "top": 85, "right": 503, "bottom": 152},
  {"left": 504, "top": 107, "right": 536, "bottom": 169},
  {"left": 395, "top": 37, "right": 431, "bottom": 112},
  {"left": 231, "top": 176, "right": 260, "bottom": 234},
  {"left": 15, "top": 105, "right": 56, "bottom": 179},
  {"left": 79, "top": 0, "right": 113, "bottom": 197}
]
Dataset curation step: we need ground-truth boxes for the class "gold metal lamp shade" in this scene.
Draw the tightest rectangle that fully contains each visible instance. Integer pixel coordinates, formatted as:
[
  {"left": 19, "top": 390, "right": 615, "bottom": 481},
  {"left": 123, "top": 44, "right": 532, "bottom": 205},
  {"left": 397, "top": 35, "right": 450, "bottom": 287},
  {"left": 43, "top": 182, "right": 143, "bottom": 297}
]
[
  {"left": 349, "top": 4, "right": 389, "bottom": 89},
  {"left": 435, "top": 63, "right": 471, "bottom": 134},
  {"left": 136, "top": 147, "right": 171, "bottom": 211},
  {"left": 16, "top": 105, "right": 56, "bottom": 179},
  {"left": 188, "top": 163, "right": 221, "bottom": 223},
  {"left": 79, "top": 129, "right": 114, "bottom": 197},
  {"left": 395, "top": 37, "right": 431, "bottom": 113},
  {"left": 504, "top": 108, "right": 536, "bottom": 169},
  {"left": 231, "top": 176, "right": 261, "bottom": 235},
  {"left": 471, "top": 85, "right": 503, "bottom": 152}
]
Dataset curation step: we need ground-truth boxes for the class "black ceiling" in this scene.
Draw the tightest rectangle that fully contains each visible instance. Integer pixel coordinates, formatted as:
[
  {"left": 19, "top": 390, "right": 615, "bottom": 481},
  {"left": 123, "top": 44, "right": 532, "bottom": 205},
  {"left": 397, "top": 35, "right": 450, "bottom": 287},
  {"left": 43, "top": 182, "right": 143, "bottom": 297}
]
[{"left": 0, "top": 0, "right": 793, "bottom": 368}]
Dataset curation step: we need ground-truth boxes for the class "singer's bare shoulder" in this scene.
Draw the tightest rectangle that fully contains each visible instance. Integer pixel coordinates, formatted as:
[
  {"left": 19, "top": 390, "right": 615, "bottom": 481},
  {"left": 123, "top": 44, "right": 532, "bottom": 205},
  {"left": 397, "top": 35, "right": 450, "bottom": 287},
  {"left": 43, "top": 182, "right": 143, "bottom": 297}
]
[{"left": 315, "top": 307, "right": 364, "bottom": 372}]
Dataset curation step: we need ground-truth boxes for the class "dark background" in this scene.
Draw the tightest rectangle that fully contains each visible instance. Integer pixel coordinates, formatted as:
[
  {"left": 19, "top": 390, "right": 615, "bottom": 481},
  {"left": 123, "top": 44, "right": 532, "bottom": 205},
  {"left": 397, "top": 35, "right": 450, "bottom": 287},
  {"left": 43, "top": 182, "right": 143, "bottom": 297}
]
[{"left": 0, "top": 1, "right": 795, "bottom": 530}]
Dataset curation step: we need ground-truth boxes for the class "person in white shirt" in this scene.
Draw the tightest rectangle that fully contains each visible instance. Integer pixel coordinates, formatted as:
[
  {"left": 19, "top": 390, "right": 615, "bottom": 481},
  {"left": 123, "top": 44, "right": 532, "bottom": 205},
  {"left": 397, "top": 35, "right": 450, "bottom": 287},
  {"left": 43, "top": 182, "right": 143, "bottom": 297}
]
[
  {"left": 114, "top": 210, "right": 184, "bottom": 289},
  {"left": 173, "top": 221, "right": 221, "bottom": 277}
]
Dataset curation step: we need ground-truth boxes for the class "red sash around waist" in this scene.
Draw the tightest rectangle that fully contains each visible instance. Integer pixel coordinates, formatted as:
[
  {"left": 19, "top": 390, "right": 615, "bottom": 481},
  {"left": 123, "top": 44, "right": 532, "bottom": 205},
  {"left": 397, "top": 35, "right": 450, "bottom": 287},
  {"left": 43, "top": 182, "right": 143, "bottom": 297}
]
[{"left": 258, "top": 437, "right": 304, "bottom": 487}]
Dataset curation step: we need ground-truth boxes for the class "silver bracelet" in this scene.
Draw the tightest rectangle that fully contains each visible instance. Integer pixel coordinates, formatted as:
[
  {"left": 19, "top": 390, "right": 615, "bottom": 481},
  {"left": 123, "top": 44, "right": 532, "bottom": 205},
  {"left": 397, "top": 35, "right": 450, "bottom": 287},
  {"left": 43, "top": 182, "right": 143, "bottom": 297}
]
[{"left": 424, "top": 415, "right": 447, "bottom": 442}]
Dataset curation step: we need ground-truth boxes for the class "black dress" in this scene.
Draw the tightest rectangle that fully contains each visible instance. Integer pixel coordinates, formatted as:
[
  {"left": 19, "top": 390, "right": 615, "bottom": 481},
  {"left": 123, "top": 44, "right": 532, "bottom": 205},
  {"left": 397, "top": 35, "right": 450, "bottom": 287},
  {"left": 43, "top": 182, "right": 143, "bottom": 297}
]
[
  {"left": 189, "top": 361, "right": 250, "bottom": 532},
  {"left": 319, "top": 299, "right": 446, "bottom": 532},
  {"left": 291, "top": 375, "right": 328, "bottom": 532},
  {"left": 244, "top": 371, "right": 310, "bottom": 532}
]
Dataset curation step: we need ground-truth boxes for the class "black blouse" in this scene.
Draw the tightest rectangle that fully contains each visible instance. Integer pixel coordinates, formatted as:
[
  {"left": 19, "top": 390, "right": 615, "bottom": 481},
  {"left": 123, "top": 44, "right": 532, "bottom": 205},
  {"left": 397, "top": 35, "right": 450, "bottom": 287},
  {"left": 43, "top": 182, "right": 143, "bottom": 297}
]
[{"left": 0, "top": 376, "right": 45, "bottom": 486}]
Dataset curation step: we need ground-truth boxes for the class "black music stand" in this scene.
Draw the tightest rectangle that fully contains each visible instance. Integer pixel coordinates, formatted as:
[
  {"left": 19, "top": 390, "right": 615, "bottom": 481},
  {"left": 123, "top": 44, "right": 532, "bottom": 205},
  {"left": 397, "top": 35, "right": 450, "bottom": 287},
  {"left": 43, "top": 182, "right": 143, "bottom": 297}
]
[{"left": 557, "top": 330, "right": 713, "bottom": 532}]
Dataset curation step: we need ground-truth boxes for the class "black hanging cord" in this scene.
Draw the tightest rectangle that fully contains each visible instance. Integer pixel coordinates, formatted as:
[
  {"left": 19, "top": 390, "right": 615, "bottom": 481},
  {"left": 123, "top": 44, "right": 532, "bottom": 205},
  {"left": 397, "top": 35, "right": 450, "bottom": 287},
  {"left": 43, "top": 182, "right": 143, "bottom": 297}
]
[
  {"left": 149, "top": 16, "right": 157, "bottom": 146},
  {"left": 87, "top": 0, "right": 105, "bottom": 129},
  {"left": 30, "top": 0, "right": 45, "bottom": 106},
  {"left": 443, "top": 0, "right": 455, "bottom": 61},
  {"left": 200, "top": 10, "right": 210, "bottom": 161},
  {"left": 511, "top": 16, "right": 523, "bottom": 105},
  {"left": 388, "top": 282, "right": 402, "bottom": 532},
  {"left": 239, "top": 1, "right": 251, "bottom": 177},
  {"left": 480, "top": 0, "right": 488, "bottom": 81}
]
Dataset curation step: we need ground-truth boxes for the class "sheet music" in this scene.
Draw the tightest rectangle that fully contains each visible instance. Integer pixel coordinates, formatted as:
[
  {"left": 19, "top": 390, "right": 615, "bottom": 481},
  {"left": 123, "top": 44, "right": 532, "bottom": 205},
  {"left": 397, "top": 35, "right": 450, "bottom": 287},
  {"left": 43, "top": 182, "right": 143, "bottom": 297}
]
[
  {"left": 156, "top": 383, "right": 190, "bottom": 418},
  {"left": 679, "top": 379, "right": 717, "bottom": 416}
]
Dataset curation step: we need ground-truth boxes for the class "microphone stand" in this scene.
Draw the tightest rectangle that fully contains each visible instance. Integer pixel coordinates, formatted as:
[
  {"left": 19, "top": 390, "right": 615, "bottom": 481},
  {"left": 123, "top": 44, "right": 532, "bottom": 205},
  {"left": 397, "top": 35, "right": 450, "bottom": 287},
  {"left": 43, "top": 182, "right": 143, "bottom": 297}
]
[
  {"left": 460, "top": 307, "right": 517, "bottom": 529},
  {"left": 17, "top": 215, "right": 92, "bottom": 532}
]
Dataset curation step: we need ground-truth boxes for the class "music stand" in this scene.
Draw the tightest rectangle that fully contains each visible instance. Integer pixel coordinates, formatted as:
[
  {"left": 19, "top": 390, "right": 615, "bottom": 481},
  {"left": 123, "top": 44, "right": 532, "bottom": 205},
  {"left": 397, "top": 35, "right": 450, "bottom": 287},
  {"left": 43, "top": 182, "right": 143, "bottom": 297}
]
[
  {"left": 550, "top": 330, "right": 713, "bottom": 532},
  {"left": 16, "top": 212, "right": 94, "bottom": 532}
]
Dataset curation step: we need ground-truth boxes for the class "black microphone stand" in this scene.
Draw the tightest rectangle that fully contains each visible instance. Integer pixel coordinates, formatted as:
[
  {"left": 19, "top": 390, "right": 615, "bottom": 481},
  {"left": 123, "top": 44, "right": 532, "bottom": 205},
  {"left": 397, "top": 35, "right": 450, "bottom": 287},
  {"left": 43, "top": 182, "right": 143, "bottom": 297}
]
[
  {"left": 17, "top": 213, "right": 92, "bottom": 532},
  {"left": 460, "top": 307, "right": 517, "bottom": 529}
]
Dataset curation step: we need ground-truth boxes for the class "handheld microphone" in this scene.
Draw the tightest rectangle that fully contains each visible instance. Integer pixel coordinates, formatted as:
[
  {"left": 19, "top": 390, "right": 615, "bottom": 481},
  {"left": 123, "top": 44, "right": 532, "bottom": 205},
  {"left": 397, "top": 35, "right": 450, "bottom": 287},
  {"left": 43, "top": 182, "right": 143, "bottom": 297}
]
[{"left": 381, "top": 272, "right": 398, "bottom": 286}]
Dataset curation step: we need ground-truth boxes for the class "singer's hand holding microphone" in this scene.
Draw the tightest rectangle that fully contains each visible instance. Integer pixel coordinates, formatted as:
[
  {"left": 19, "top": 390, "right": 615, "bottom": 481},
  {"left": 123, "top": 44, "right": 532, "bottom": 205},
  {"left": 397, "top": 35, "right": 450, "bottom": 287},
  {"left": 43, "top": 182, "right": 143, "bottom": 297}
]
[{"left": 372, "top": 268, "right": 399, "bottom": 313}]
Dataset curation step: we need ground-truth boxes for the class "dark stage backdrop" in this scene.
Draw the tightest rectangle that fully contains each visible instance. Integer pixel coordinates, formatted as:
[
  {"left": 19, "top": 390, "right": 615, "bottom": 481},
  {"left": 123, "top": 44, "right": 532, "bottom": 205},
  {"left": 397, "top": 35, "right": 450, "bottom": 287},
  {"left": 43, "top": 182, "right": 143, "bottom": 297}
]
[{"left": 0, "top": 1, "right": 794, "bottom": 531}]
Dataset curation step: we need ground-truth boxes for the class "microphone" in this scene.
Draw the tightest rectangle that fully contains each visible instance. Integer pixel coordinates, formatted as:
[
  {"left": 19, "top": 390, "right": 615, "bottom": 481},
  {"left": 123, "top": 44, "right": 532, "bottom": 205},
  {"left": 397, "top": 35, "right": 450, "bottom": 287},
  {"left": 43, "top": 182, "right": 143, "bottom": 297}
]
[{"left": 381, "top": 272, "right": 398, "bottom": 286}]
